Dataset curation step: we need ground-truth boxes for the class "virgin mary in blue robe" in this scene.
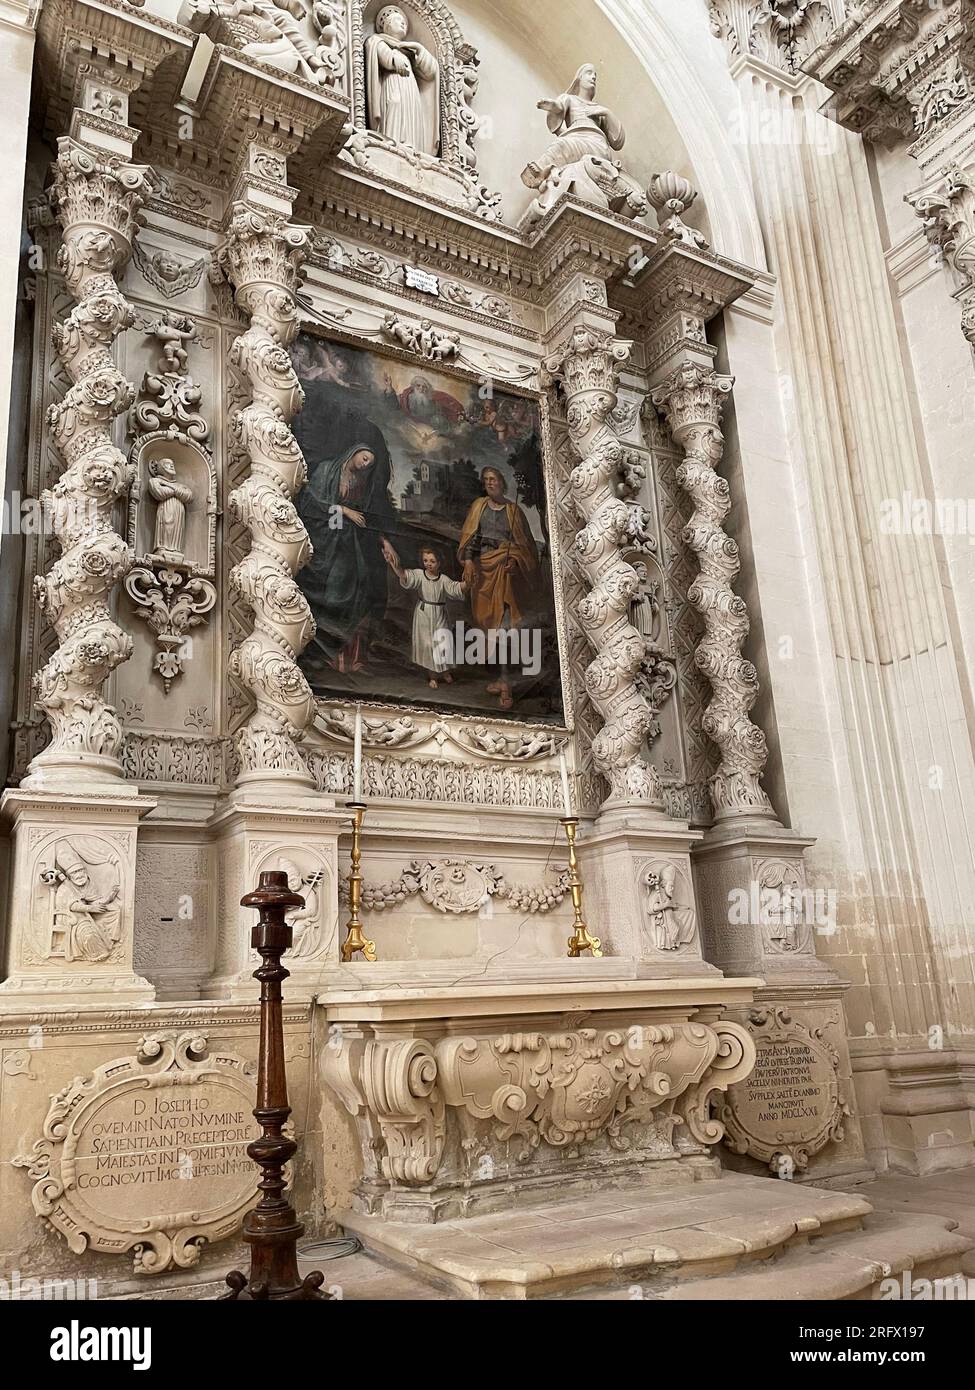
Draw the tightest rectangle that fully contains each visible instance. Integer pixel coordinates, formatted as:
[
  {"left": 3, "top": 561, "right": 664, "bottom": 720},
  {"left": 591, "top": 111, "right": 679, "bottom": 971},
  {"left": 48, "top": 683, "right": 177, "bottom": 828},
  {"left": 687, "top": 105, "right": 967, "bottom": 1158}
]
[{"left": 297, "top": 440, "right": 398, "bottom": 679}]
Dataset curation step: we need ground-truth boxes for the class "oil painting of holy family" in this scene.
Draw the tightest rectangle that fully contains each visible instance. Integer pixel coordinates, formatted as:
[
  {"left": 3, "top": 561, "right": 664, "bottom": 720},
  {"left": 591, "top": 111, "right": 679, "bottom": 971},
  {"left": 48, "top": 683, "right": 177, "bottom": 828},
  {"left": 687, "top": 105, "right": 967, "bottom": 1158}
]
[{"left": 290, "top": 334, "right": 564, "bottom": 721}]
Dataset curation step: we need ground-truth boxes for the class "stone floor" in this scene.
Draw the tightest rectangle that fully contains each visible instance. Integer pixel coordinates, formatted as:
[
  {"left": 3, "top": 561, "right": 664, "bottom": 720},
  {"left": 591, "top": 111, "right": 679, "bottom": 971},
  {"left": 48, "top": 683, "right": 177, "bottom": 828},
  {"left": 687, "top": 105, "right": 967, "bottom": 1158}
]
[{"left": 295, "top": 1168, "right": 975, "bottom": 1301}]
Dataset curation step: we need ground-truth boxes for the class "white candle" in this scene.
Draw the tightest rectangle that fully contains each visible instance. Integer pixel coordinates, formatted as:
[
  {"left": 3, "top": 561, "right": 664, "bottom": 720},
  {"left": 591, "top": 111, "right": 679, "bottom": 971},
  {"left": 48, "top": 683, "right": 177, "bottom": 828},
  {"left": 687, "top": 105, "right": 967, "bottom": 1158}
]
[
  {"left": 559, "top": 750, "right": 573, "bottom": 817},
  {"left": 352, "top": 704, "right": 363, "bottom": 802}
]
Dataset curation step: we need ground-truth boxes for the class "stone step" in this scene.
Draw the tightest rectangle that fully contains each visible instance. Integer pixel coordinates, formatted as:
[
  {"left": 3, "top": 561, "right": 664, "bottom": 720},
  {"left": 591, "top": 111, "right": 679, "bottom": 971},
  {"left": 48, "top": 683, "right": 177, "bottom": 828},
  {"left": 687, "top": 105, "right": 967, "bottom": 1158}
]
[
  {"left": 656, "top": 1211, "right": 971, "bottom": 1301},
  {"left": 339, "top": 1173, "right": 882, "bottom": 1300}
]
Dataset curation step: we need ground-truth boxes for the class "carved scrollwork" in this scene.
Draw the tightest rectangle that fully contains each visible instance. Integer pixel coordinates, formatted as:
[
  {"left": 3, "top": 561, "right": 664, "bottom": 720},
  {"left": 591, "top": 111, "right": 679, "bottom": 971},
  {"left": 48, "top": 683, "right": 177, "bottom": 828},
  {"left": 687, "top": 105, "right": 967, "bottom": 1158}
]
[
  {"left": 323, "top": 1018, "right": 757, "bottom": 1188},
  {"left": 124, "top": 566, "right": 217, "bottom": 692},
  {"left": 12, "top": 1032, "right": 258, "bottom": 1273}
]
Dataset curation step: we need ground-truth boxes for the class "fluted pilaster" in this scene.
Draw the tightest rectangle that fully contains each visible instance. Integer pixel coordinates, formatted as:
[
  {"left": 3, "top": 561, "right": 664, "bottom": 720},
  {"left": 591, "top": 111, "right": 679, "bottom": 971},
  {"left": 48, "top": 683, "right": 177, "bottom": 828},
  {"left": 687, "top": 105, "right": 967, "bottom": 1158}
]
[
  {"left": 219, "top": 198, "right": 317, "bottom": 791},
  {"left": 542, "top": 325, "right": 664, "bottom": 807},
  {"left": 652, "top": 362, "right": 775, "bottom": 822},
  {"left": 25, "top": 132, "right": 154, "bottom": 789}
]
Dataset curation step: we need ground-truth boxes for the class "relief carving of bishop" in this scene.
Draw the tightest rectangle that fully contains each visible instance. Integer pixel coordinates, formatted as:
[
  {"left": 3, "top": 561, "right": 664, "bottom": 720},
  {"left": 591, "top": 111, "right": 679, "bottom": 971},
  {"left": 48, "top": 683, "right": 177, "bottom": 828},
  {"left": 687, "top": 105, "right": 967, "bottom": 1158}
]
[{"left": 365, "top": 5, "right": 440, "bottom": 155}]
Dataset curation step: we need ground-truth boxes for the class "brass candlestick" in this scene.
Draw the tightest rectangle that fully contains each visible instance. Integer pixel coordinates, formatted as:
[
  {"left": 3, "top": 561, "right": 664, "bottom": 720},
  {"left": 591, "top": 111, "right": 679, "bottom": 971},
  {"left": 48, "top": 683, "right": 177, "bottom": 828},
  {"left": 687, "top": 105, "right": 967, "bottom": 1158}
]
[
  {"left": 561, "top": 817, "right": 602, "bottom": 958},
  {"left": 341, "top": 801, "right": 377, "bottom": 963}
]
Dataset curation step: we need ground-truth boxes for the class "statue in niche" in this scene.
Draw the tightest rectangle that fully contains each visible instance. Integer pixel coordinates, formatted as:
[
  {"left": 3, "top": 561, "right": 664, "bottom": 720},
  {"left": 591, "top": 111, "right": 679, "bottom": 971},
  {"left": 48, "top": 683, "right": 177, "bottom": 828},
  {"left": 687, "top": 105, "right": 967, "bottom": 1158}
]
[
  {"left": 521, "top": 63, "right": 649, "bottom": 228},
  {"left": 629, "top": 561, "right": 662, "bottom": 648},
  {"left": 644, "top": 863, "right": 695, "bottom": 952},
  {"left": 148, "top": 458, "right": 193, "bottom": 563},
  {"left": 40, "top": 841, "right": 122, "bottom": 963},
  {"left": 365, "top": 5, "right": 440, "bottom": 155},
  {"left": 278, "top": 856, "right": 325, "bottom": 958}
]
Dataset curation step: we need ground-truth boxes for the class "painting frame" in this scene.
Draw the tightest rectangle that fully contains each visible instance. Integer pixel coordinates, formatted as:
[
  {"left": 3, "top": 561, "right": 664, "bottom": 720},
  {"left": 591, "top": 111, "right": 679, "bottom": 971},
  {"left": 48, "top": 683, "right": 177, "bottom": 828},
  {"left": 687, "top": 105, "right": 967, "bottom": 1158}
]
[{"left": 290, "top": 325, "right": 576, "bottom": 733}]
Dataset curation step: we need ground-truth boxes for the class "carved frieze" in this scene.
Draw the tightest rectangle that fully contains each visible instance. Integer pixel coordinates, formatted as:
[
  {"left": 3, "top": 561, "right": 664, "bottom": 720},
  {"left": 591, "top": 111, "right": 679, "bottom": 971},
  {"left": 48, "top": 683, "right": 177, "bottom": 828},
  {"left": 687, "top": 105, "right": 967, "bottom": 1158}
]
[{"left": 349, "top": 857, "right": 569, "bottom": 915}]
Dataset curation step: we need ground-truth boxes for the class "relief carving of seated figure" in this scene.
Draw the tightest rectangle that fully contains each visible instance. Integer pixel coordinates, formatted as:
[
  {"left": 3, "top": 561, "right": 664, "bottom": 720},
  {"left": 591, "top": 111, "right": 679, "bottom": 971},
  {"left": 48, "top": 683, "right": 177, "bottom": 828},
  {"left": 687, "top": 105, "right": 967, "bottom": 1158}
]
[{"left": 191, "top": 0, "right": 331, "bottom": 84}]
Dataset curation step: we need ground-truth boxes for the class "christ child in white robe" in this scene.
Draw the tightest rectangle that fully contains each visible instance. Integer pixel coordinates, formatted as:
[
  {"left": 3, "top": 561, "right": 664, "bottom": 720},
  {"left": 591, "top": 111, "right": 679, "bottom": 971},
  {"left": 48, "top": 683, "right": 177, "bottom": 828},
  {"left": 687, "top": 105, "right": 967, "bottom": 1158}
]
[{"left": 383, "top": 541, "right": 467, "bottom": 688}]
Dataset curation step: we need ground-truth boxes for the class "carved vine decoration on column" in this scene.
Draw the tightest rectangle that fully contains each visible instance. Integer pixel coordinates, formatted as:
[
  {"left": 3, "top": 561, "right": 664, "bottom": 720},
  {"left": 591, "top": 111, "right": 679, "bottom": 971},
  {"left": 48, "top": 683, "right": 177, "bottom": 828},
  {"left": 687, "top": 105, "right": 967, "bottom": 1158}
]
[
  {"left": 217, "top": 203, "right": 318, "bottom": 788},
  {"left": 651, "top": 363, "right": 774, "bottom": 820},
  {"left": 28, "top": 139, "right": 155, "bottom": 783},
  {"left": 541, "top": 326, "right": 663, "bottom": 806}
]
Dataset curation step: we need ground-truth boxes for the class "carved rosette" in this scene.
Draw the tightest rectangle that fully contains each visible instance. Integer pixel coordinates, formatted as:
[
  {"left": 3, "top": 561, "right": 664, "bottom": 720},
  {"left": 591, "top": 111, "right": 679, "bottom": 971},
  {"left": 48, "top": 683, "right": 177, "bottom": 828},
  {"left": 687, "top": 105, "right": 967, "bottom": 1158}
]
[
  {"left": 219, "top": 204, "right": 317, "bottom": 789},
  {"left": 651, "top": 364, "right": 775, "bottom": 821},
  {"left": 542, "top": 326, "right": 663, "bottom": 806},
  {"left": 26, "top": 139, "right": 154, "bottom": 786}
]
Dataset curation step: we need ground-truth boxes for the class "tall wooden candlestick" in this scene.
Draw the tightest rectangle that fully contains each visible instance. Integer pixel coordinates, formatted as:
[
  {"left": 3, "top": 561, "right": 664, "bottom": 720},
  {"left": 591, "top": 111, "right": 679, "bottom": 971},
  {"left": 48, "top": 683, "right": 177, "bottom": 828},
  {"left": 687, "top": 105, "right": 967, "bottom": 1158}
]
[{"left": 222, "top": 870, "right": 329, "bottom": 1301}]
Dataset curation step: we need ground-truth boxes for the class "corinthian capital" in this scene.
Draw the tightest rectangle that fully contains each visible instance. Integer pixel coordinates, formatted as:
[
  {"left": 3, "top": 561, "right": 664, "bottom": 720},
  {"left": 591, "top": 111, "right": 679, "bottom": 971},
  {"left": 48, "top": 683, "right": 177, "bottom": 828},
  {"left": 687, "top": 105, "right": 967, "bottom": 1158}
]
[
  {"left": 651, "top": 362, "right": 734, "bottom": 438},
  {"left": 542, "top": 325, "right": 632, "bottom": 407},
  {"left": 218, "top": 203, "right": 312, "bottom": 341},
  {"left": 52, "top": 140, "right": 155, "bottom": 295}
]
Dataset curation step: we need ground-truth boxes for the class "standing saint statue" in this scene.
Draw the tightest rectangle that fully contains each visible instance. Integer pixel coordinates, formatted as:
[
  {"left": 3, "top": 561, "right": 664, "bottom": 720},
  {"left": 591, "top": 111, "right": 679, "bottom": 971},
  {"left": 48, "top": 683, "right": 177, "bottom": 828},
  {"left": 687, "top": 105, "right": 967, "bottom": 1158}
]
[
  {"left": 148, "top": 458, "right": 193, "bottom": 562},
  {"left": 365, "top": 5, "right": 440, "bottom": 155}
]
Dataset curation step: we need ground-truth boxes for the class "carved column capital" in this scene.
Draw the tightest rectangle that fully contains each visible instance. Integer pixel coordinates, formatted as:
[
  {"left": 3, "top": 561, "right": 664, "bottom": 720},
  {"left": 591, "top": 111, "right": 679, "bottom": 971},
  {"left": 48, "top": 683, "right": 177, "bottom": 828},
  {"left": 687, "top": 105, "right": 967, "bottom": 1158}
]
[
  {"left": 219, "top": 176, "right": 317, "bottom": 791},
  {"left": 24, "top": 120, "right": 154, "bottom": 790},
  {"left": 908, "top": 163, "right": 975, "bottom": 356},
  {"left": 541, "top": 325, "right": 632, "bottom": 419},
  {"left": 651, "top": 360, "right": 776, "bottom": 824},
  {"left": 651, "top": 362, "right": 734, "bottom": 437},
  {"left": 543, "top": 324, "right": 664, "bottom": 809}
]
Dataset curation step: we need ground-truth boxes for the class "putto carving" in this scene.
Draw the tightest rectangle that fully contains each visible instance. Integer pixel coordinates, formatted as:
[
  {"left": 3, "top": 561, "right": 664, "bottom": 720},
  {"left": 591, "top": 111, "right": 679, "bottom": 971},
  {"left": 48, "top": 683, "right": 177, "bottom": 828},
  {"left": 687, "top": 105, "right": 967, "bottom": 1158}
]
[
  {"left": 133, "top": 243, "right": 209, "bottom": 300},
  {"left": 542, "top": 327, "right": 664, "bottom": 807},
  {"left": 521, "top": 64, "right": 649, "bottom": 230},
  {"left": 651, "top": 363, "right": 775, "bottom": 821},
  {"left": 25, "top": 137, "right": 155, "bottom": 787},
  {"left": 315, "top": 706, "right": 424, "bottom": 747},
  {"left": 380, "top": 310, "right": 460, "bottom": 361},
  {"left": 435, "top": 721, "right": 562, "bottom": 762},
  {"left": 217, "top": 195, "right": 318, "bottom": 788}
]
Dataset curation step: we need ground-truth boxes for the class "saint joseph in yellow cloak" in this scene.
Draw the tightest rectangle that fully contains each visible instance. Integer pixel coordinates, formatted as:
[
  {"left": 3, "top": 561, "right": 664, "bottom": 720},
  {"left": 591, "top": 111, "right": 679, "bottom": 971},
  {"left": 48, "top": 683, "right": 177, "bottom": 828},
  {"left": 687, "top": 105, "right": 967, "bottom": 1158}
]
[{"left": 457, "top": 466, "right": 539, "bottom": 710}]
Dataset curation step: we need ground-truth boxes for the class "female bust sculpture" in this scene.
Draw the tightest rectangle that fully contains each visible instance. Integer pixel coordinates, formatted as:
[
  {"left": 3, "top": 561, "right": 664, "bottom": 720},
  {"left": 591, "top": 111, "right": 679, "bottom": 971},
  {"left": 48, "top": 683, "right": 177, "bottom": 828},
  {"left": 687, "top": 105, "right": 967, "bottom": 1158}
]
[{"left": 365, "top": 5, "right": 440, "bottom": 155}]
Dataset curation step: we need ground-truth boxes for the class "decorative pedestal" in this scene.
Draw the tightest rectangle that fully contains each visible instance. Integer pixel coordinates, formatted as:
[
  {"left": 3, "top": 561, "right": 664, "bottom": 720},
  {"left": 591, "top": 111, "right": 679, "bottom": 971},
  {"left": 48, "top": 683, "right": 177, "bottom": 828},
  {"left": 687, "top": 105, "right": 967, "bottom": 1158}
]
[
  {"left": 694, "top": 825, "right": 872, "bottom": 1183},
  {"left": 584, "top": 806, "right": 719, "bottom": 975},
  {"left": 320, "top": 978, "right": 759, "bottom": 1224},
  {"left": 0, "top": 789, "right": 156, "bottom": 1006},
  {"left": 206, "top": 796, "right": 346, "bottom": 1001}
]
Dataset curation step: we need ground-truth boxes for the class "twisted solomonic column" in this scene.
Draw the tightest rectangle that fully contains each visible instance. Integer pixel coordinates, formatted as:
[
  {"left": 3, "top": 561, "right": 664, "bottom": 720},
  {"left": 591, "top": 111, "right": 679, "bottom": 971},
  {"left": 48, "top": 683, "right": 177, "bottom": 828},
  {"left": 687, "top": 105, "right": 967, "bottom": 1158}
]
[
  {"left": 219, "top": 203, "right": 318, "bottom": 791},
  {"left": 25, "top": 138, "right": 154, "bottom": 788},
  {"left": 651, "top": 363, "right": 775, "bottom": 822},
  {"left": 542, "top": 326, "right": 664, "bottom": 807}
]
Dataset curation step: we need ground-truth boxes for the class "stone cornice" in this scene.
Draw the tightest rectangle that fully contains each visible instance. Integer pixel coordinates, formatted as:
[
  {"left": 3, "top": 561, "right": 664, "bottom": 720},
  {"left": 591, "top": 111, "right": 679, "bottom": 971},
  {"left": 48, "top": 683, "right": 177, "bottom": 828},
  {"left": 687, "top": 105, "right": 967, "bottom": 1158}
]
[{"left": 804, "top": 0, "right": 975, "bottom": 156}]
